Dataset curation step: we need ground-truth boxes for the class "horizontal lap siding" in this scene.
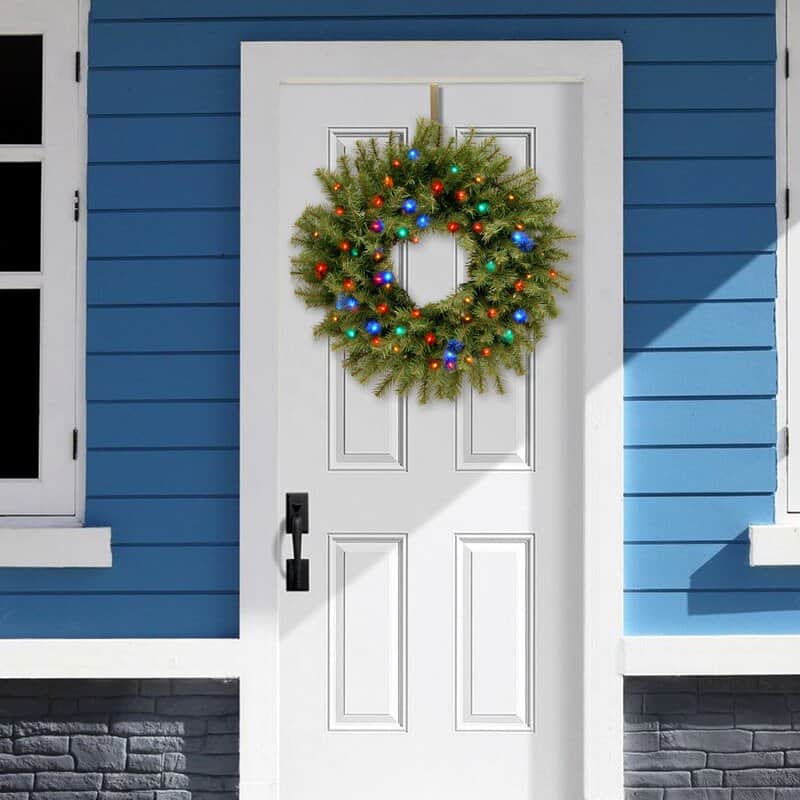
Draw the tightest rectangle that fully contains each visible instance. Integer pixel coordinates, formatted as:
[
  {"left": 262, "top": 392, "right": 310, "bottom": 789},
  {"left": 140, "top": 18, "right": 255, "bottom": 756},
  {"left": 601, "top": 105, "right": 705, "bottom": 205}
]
[{"left": 18, "top": 1, "right": 768, "bottom": 638}]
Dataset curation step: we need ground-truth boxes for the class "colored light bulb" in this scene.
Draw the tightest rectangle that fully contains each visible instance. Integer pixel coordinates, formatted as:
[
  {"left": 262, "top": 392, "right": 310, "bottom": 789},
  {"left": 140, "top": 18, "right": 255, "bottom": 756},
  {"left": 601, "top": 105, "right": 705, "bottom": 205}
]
[
  {"left": 424, "top": 333, "right": 436, "bottom": 345},
  {"left": 411, "top": 308, "right": 422, "bottom": 318},
  {"left": 345, "top": 296, "right": 359, "bottom": 310},
  {"left": 346, "top": 328, "right": 357, "bottom": 339},
  {"left": 314, "top": 262, "right": 328, "bottom": 278},
  {"left": 503, "top": 329, "right": 514, "bottom": 344},
  {"left": 447, "top": 221, "right": 460, "bottom": 233},
  {"left": 395, "top": 325, "right": 406, "bottom": 336},
  {"left": 342, "top": 278, "right": 354, "bottom": 291},
  {"left": 472, "top": 222, "right": 483, "bottom": 234},
  {"left": 416, "top": 214, "right": 430, "bottom": 229},
  {"left": 401, "top": 198, "right": 417, "bottom": 214},
  {"left": 476, "top": 201, "right": 490, "bottom": 215},
  {"left": 431, "top": 180, "right": 444, "bottom": 196},
  {"left": 381, "top": 271, "right": 394, "bottom": 284},
  {"left": 407, "top": 148, "right": 419, "bottom": 161},
  {"left": 397, "top": 227, "right": 409, "bottom": 239},
  {"left": 513, "top": 309, "right": 528, "bottom": 324},
  {"left": 450, "top": 165, "right": 460, "bottom": 174},
  {"left": 365, "top": 319, "right": 382, "bottom": 335},
  {"left": 372, "top": 195, "right": 384, "bottom": 208},
  {"left": 455, "top": 189, "right": 467, "bottom": 202},
  {"left": 370, "top": 219, "right": 385, "bottom": 233},
  {"left": 332, "top": 182, "right": 342, "bottom": 191},
  {"left": 487, "top": 308, "right": 498, "bottom": 318},
  {"left": 335, "top": 206, "right": 345, "bottom": 216},
  {"left": 485, "top": 260, "right": 496, "bottom": 273}
]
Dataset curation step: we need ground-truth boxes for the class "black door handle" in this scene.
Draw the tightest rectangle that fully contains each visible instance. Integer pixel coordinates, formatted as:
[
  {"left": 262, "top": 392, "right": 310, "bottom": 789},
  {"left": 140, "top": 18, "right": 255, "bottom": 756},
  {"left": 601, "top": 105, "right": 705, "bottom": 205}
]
[{"left": 286, "top": 492, "right": 309, "bottom": 591}]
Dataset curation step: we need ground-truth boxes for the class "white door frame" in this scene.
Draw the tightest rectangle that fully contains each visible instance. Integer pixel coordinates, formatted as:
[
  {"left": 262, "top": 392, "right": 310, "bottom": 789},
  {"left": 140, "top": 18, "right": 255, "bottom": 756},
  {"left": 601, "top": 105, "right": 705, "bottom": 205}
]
[{"left": 240, "top": 41, "right": 623, "bottom": 800}]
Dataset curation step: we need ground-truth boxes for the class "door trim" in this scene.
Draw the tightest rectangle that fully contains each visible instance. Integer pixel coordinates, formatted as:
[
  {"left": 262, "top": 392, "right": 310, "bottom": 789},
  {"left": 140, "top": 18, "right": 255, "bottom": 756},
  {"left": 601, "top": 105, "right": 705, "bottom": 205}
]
[{"left": 240, "top": 40, "right": 624, "bottom": 800}]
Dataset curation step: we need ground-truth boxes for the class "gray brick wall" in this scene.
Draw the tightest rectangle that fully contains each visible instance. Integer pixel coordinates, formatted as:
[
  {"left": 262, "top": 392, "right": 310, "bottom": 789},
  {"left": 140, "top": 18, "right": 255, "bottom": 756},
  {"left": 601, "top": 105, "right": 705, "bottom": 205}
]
[
  {"left": 0, "top": 679, "right": 238, "bottom": 800},
  {"left": 625, "top": 676, "right": 800, "bottom": 800}
]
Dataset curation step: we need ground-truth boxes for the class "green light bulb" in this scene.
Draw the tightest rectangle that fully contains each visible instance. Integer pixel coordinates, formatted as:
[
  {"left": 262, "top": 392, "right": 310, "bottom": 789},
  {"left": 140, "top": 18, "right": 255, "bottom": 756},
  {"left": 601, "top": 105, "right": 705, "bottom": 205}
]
[
  {"left": 485, "top": 260, "right": 496, "bottom": 273},
  {"left": 346, "top": 328, "right": 357, "bottom": 339},
  {"left": 502, "top": 329, "right": 514, "bottom": 344},
  {"left": 397, "top": 227, "right": 409, "bottom": 239},
  {"left": 450, "top": 165, "right": 460, "bottom": 174},
  {"left": 476, "top": 201, "right": 490, "bottom": 215},
  {"left": 395, "top": 326, "right": 407, "bottom": 336}
]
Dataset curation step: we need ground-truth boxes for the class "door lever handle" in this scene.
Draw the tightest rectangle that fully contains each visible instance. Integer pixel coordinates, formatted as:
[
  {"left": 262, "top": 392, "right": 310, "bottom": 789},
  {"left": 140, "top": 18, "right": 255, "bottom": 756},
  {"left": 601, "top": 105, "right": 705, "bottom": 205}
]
[{"left": 286, "top": 492, "right": 309, "bottom": 591}]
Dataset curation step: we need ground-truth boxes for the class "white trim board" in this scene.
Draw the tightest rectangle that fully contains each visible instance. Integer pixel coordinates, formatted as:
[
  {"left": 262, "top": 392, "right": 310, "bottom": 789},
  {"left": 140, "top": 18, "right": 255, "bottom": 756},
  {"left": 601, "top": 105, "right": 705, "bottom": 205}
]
[
  {"left": 240, "top": 40, "right": 623, "bottom": 800},
  {"left": 0, "top": 527, "right": 111, "bottom": 567},
  {"left": 624, "top": 636, "right": 800, "bottom": 676},
  {"left": 0, "top": 639, "right": 241, "bottom": 678}
]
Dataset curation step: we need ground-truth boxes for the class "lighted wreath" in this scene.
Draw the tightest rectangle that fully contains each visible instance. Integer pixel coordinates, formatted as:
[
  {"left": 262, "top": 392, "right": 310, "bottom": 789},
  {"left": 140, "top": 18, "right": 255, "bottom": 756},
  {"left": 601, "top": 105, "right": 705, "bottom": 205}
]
[{"left": 292, "top": 119, "right": 572, "bottom": 402}]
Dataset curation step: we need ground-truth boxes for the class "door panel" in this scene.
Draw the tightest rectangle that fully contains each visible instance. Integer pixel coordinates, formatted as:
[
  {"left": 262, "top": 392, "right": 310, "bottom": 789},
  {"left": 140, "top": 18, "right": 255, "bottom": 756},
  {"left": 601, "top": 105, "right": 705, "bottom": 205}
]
[
  {"left": 277, "top": 79, "right": 582, "bottom": 800},
  {"left": 328, "top": 533, "right": 407, "bottom": 731},
  {"left": 455, "top": 534, "right": 534, "bottom": 731},
  {"left": 326, "top": 127, "right": 409, "bottom": 471}
]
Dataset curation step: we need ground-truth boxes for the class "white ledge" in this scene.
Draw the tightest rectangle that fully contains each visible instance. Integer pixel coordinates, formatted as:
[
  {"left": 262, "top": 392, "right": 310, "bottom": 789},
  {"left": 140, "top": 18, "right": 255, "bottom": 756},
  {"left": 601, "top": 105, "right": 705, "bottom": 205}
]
[
  {"left": 0, "top": 639, "right": 241, "bottom": 678},
  {"left": 749, "top": 524, "right": 800, "bottom": 566},
  {"left": 624, "top": 635, "right": 800, "bottom": 675},
  {"left": 0, "top": 527, "right": 111, "bottom": 567}
]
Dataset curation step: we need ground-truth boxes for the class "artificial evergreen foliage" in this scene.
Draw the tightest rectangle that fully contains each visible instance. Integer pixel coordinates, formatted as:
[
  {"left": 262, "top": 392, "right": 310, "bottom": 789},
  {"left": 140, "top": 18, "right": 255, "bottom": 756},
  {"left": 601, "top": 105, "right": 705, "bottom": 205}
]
[{"left": 292, "top": 119, "right": 572, "bottom": 402}]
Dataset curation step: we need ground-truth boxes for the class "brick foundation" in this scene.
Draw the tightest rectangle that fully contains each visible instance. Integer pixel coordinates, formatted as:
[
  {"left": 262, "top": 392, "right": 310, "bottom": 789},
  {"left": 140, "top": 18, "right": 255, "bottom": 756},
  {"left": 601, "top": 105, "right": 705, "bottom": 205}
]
[
  {"left": 625, "top": 676, "right": 800, "bottom": 800},
  {"left": 0, "top": 678, "right": 238, "bottom": 800}
]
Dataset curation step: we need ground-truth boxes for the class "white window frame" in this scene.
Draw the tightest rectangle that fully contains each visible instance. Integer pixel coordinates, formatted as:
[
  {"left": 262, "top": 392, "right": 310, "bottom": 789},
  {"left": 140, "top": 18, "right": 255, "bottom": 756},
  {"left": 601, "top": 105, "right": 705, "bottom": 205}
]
[
  {"left": 779, "top": 0, "right": 798, "bottom": 521},
  {"left": 0, "top": 0, "right": 87, "bottom": 525}
]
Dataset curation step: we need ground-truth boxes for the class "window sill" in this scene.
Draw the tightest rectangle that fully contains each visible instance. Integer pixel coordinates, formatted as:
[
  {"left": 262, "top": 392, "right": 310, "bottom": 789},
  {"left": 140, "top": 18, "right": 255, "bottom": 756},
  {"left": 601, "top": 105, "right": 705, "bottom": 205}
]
[
  {"left": 749, "top": 524, "right": 800, "bottom": 566},
  {"left": 0, "top": 527, "right": 111, "bottom": 567}
]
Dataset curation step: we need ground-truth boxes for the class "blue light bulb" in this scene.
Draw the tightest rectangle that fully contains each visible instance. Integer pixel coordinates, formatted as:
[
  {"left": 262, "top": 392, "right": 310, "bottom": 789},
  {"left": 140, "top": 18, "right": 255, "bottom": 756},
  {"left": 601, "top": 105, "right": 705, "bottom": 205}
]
[
  {"left": 511, "top": 230, "right": 524, "bottom": 244},
  {"left": 407, "top": 148, "right": 419, "bottom": 161},
  {"left": 335, "top": 293, "right": 347, "bottom": 311},
  {"left": 381, "top": 271, "right": 394, "bottom": 284},
  {"left": 365, "top": 319, "right": 382, "bottom": 335},
  {"left": 345, "top": 296, "right": 359, "bottom": 310},
  {"left": 513, "top": 309, "right": 528, "bottom": 324},
  {"left": 402, "top": 198, "right": 418, "bottom": 214},
  {"left": 416, "top": 214, "right": 430, "bottom": 228}
]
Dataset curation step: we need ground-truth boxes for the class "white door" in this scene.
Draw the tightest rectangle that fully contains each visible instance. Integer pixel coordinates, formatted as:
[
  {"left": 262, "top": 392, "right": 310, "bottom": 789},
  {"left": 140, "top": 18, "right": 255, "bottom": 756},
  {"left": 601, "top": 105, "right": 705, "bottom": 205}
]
[
  {"left": 276, "top": 80, "right": 581, "bottom": 799},
  {"left": 241, "top": 39, "right": 624, "bottom": 800}
]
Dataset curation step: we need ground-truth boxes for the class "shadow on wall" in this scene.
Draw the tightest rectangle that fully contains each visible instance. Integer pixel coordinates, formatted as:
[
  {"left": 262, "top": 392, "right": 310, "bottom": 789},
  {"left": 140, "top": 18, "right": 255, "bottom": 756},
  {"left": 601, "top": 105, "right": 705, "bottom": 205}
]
[
  {"left": 689, "top": 541, "right": 800, "bottom": 615},
  {"left": 0, "top": 678, "right": 239, "bottom": 800}
]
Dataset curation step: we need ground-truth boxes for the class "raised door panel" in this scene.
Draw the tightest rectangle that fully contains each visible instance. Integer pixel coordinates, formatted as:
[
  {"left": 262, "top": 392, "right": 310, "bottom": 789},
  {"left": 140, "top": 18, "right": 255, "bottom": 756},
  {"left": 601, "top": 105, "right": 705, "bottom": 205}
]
[
  {"left": 328, "top": 533, "right": 407, "bottom": 731},
  {"left": 454, "top": 129, "right": 536, "bottom": 471},
  {"left": 455, "top": 534, "right": 535, "bottom": 731},
  {"left": 327, "top": 128, "right": 408, "bottom": 471}
]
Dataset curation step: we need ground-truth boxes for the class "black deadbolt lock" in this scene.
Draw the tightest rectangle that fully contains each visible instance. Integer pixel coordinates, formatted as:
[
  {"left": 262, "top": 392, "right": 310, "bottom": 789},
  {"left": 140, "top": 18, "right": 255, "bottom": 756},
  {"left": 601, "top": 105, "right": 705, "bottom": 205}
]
[{"left": 286, "top": 492, "right": 309, "bottom": 591}]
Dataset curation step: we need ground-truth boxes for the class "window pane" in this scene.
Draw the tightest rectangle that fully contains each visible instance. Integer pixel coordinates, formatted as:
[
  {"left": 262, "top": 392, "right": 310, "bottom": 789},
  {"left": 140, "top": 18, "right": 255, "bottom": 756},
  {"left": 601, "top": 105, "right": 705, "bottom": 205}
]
[
  {"left": 0, "top": 162, "right": 41, "bottom": 271},
  {"left": 0, "top": 35, "right": 43, "bottom": 144},
  {"left": 0, "top": 289, "right": 40, "bottom": 478}
]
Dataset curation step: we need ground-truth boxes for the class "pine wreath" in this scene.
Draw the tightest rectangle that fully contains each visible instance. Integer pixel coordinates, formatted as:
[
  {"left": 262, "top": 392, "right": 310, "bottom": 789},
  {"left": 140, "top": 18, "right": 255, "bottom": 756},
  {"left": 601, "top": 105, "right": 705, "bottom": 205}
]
[{"left": 292, "top": 119, "right": 572, "bottom": 402}]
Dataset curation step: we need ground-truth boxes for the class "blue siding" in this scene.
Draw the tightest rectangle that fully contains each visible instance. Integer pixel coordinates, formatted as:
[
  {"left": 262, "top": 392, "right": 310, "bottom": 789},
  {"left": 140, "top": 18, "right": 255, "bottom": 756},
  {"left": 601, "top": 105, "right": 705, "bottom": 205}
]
[{"left": 5, "top": 0, "right": 774, "bottom": 637}]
